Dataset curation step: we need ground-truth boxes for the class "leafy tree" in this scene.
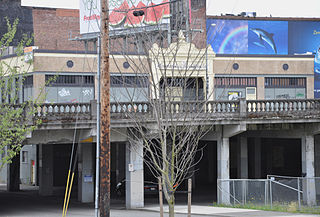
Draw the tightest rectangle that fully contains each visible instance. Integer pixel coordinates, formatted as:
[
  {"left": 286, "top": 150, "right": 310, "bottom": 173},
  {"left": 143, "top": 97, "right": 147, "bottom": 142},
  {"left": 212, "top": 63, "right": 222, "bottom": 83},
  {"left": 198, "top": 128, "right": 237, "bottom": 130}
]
[{"left": 0, "top": 18, "right": 42, "bottom": 169}]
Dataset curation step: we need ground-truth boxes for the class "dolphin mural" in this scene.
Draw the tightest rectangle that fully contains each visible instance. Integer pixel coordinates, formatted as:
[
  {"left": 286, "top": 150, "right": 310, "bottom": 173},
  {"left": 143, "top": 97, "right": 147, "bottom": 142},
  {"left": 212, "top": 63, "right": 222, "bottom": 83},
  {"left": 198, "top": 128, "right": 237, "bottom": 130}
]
[{"left": 250, "top": 28, "right": 277, "bottom": 54}]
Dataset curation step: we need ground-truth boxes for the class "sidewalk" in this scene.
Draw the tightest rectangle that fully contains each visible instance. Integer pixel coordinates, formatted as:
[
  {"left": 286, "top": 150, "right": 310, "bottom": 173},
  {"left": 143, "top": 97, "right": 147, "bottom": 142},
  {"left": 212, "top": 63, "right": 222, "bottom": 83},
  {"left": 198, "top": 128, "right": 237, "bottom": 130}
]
[{"left": 140, "top": 205, "right": 320, "bottom": 217}]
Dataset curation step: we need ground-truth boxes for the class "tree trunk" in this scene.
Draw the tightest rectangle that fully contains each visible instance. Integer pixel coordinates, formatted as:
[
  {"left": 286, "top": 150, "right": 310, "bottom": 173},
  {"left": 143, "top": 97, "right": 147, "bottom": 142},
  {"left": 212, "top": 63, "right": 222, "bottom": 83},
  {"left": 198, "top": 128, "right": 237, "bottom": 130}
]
[{"left": 168, "top": 195, "right": 175, "bottom": 217}]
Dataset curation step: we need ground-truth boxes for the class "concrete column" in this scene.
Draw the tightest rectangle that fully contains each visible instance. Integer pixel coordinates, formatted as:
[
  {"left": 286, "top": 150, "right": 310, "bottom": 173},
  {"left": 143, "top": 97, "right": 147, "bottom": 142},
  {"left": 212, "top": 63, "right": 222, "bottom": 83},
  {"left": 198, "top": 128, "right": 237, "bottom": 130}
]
[
  {"left": 78, "top": 143, "right": 94, "bottom": 203},
  {"left": 39, "top": 144, "right": 53, "bottom": 196},
  {"left": 302, "top": 135, "right": 316, "bottom": 206},
  {"left": 237, "top": 136, "right": 248, "bottom": 179},
  {"left": 315, "top": 135, "right": 320, "bottom": 199},
  {"left": 256, "top": 77, "right": 265, "bottom": 100},
  {"left": 7, "top": 151, "right": 20, "bottom": 191},
  {"left": 217, "top": 136, "right": 230, "bottom": 204},
  {"left": 254, "top": 138, "right": 262, "bottom": 179},
  {"left": 33, "top": 74, "right": 45, "bottom": 101},
  {"left": 126, "top": 140, "right": 144, "bottom": 209}
]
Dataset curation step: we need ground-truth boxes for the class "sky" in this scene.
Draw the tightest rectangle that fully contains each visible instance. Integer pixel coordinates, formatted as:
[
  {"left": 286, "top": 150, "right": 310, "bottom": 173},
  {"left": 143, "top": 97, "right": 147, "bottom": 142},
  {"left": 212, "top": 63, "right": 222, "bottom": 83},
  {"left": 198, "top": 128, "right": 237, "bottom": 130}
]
[
  {"left": 207, "top": 0, "right": 320, "bottom": 18},
  {"left": 21, "top": 0, "right": 320, "bottom": 18}
]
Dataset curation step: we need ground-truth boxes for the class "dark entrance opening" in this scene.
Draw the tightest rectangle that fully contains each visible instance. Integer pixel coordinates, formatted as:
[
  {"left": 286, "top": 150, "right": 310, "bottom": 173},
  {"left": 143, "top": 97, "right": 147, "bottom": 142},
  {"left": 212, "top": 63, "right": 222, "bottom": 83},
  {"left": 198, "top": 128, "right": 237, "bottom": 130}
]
[{"left": 193, "top": 140, "right": 217, "bottom": 203}]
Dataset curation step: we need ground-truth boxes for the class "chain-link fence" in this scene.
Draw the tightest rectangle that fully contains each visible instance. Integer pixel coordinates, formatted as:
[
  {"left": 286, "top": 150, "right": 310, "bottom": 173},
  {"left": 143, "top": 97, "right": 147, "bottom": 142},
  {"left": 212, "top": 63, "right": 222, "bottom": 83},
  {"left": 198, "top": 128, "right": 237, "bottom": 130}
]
[{"left": 217, "top": 175, "right": 320, "bottom": 209}]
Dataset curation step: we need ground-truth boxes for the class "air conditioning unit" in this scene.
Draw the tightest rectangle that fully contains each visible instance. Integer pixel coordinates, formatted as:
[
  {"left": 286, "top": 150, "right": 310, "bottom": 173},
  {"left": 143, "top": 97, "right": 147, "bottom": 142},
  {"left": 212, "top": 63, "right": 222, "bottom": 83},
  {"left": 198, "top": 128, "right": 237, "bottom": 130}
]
[{"left": 246, "top": 87, "right": 256, "bottom": 100}]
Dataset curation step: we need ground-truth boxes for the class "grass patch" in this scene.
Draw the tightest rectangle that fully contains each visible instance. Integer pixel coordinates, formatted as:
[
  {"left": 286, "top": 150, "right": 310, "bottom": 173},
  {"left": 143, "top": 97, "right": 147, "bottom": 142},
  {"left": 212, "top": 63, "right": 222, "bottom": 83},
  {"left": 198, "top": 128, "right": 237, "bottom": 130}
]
[{"left": 212, "top": 202, "right": 320, "bottom": 214}]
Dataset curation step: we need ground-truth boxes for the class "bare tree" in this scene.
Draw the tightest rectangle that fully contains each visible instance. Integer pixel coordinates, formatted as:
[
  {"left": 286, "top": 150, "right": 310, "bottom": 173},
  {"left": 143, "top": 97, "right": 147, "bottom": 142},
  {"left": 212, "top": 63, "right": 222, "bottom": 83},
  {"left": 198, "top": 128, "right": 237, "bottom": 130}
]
[{"left": 108, "top": 3, "right": 215, "bottom": 213}]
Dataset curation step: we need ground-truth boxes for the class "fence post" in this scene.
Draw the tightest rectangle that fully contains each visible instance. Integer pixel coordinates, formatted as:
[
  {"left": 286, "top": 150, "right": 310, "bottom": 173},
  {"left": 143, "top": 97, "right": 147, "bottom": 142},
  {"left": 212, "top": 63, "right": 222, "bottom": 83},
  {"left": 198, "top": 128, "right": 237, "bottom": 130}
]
[
  {"left": 244, "top": 180, "right": 247, "bottom": 205},
  {"left": 269, "top": 179, "right": 273, "bottom": 209},
  {"left": 188, "top": 178, "right": 192, "bottom": 217},
  {"left": 264, "top": 180, "right": 267, "bottom": 206},
  {"left": 242, "top": 180, "right": 245, "bottom": 205},
  {"left": 158, "top": 177, "right": 163, "bottom": 217},
  {"left": 233, "top": 180, "right": 235, "bottom": 205},
  {"left": 217, "top": 179, "right": 220, "bottom": 204},
  {"left": 297, "top": 178, "right": 301, "bottom": 210}
]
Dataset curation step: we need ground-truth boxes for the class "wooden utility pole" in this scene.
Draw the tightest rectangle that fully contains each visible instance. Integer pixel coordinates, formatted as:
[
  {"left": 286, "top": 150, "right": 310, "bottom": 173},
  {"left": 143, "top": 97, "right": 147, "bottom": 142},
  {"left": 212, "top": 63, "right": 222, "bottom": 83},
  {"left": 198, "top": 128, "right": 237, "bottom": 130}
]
[{"left": 100, "top": 0, "right": 110, "bottom": 216}]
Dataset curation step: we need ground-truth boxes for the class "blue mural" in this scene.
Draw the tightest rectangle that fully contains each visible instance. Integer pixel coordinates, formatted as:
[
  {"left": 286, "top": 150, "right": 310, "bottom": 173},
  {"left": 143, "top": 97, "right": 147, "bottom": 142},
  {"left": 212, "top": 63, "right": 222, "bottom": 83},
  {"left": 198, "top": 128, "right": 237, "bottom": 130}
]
[
  {"left": 207, "top": 18, "right": 320, "bottom": 98},
  {"left": 315, "top": 48, "right": 320, "bottom": 98},
  {"left": 288, "top": 21, "right": 320, "bottom": 98},
  {"left": 206, "top": 19, "right": 248, "bottom": 54},
  {"left": 248, "top": 21, "right": 288, "bottom": 54},
  {"left": 288, "top": 21, "right": 320, "bottom": 54}
]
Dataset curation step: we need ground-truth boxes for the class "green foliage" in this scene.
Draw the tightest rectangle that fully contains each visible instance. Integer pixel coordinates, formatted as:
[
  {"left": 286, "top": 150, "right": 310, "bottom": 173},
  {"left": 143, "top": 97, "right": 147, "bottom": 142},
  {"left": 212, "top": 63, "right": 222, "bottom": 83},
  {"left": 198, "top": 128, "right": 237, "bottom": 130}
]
[{"left": 0, "top": 17, "right": 40, "bottom": 169}]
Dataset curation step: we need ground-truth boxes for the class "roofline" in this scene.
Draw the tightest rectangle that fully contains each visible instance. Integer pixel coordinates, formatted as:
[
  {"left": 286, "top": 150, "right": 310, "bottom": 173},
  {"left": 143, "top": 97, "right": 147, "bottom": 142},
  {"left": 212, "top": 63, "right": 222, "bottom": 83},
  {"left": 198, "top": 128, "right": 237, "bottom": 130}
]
[
  {"left": 206, "top": 15, "right": 320, "bottom": 22},
  {"left": 0, "top": 50, "right": 315, "bottom": 59},
  {"left": 216, "top": 54, "right": 315, "bottom": 58},
  {"left": 34, "top": 49, "right": 145, "bottom": 56}
]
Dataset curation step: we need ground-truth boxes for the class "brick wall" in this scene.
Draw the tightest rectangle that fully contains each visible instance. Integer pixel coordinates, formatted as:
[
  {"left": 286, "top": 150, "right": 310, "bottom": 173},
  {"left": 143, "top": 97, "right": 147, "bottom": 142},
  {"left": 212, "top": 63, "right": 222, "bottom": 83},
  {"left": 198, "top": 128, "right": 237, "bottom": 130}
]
[
  {"left": 32, "top": 8, "right": 85, "bottom": 50},
  {"left": 190, "top": 0, "right": 206, "bottom": 49}
]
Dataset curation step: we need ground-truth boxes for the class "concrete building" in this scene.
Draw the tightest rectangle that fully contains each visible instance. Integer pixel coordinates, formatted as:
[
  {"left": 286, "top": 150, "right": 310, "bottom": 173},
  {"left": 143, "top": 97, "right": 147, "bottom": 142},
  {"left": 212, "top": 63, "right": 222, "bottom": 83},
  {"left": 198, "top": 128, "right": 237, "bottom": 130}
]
[{"left": 0, "top": 0, "right": 320, "bottom": 210}]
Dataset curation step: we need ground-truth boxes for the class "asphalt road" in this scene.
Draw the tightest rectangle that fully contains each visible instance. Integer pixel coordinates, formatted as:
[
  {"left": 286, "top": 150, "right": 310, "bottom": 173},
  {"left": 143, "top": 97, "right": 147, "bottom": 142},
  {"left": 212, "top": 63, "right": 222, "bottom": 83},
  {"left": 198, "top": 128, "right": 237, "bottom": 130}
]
[{"left": 0, "top": 185, "right": 319, "bottom": 217}]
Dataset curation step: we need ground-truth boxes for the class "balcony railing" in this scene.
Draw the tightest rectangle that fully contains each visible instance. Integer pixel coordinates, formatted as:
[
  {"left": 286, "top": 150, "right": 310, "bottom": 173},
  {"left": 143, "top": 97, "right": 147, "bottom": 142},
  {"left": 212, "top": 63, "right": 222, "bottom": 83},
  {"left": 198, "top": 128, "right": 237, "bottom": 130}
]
[{"left": 32, "top": 98, "right": 320, "bottom": 121}]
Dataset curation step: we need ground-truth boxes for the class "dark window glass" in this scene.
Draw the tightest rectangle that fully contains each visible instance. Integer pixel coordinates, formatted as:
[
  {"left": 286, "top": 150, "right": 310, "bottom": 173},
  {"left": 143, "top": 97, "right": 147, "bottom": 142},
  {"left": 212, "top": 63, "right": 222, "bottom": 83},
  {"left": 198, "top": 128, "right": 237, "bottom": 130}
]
[
  {"left": 45, "top": 75, "right": 94, "bottom": 87},
  {"left": 110, "top": 76, "right": 149, "bottom": 88},
  {"left": 214, "top": 77, "right": 257, "bottom": 88},
  {"left": 265, "top": 77, "right": 306, "bottom": 88}
]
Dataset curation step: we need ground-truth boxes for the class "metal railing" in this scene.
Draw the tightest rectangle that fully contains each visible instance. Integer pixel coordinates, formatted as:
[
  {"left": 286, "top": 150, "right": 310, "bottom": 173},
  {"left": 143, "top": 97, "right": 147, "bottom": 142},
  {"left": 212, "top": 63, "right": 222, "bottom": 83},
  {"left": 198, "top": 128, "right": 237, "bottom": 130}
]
[{"left": 217, "top": 175, "right": 320, "bottom": 209}]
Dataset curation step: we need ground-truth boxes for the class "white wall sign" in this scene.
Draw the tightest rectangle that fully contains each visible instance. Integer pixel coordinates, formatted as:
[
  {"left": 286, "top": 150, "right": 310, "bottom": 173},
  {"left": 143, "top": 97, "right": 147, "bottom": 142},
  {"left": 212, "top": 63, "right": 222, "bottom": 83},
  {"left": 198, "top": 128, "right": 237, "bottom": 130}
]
[
  {"left": 80, "top": 0, "right": 101, "bottom": 34},
  {"left": 21, "top": 0, "right": 79, "bottom": 9}
]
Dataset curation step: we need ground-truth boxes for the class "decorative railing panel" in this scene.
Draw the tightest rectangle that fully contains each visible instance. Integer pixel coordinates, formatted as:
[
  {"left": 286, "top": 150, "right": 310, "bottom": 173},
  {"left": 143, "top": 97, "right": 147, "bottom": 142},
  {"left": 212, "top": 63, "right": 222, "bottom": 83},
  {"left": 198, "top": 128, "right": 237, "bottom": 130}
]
[
  {"left": 247, "top": 99, "right": 320, "bottom": 115},
  {"left": 29, "top": 99, "right": 320, "bottom": 124},
  {"left": 35, "top": 103, "right": 91, "bottom": 118}
]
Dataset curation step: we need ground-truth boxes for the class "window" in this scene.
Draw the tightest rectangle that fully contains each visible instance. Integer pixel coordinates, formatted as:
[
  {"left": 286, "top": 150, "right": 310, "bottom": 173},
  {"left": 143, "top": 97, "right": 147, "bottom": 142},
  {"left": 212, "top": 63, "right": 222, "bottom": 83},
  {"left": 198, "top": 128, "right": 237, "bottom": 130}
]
[
  {"left": 22, "top": 151, "right": 28, "bottom": 163},
  {"left": 265, "top": 77, "right": 306, "bottom": 88},
  {"left": 23, "top": 75, "right": 33, "bottom": 87},
  {"left": 214, "top": 77, "right": 257, "bottom": 88},
  {"left": 45, "top": 75, "right": 94, "bottom": 87},
  {"left": 110, "top": 76, "right": 149, "bottom": 88}
]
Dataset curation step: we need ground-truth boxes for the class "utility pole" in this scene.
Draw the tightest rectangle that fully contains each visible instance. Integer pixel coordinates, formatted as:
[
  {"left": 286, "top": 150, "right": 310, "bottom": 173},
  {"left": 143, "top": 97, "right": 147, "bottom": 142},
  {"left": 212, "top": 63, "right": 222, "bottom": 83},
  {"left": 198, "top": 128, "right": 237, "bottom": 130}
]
[{"left": 100, "top": 0, "right": 110, "bottom": 216}]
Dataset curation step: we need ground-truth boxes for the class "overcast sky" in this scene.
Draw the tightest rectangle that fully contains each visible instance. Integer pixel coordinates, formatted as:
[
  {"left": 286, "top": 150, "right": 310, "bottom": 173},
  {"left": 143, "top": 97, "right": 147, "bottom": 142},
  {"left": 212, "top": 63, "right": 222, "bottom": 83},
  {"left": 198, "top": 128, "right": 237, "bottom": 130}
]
[
  {"left": 207, "top": 0, "right": 320, "bottom": 18},
  {"left": 21, "top": 0, "right": 320, "bottom": 18}
]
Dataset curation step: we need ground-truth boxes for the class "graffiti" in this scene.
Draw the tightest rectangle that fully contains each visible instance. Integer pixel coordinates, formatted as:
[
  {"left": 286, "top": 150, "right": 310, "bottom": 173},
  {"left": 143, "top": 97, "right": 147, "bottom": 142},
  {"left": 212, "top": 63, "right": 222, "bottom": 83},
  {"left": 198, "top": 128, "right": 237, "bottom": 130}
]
[
  {"left": 276, "top": 94, "right": 290, "bottom": 99},
  {"left": 58, "top": 88, "right": 71, "bottom": 97},
  {"left": 82, "top": 89, "right": 93, "bottom": 96}
]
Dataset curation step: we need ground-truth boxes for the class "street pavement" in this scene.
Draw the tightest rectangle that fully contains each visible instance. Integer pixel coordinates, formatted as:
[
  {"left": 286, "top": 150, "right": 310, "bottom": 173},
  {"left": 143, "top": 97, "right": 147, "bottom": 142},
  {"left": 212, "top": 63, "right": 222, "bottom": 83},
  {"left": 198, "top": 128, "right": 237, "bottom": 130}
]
[{"left": 0, "top": 184, "right": 319, "bottom": 217}]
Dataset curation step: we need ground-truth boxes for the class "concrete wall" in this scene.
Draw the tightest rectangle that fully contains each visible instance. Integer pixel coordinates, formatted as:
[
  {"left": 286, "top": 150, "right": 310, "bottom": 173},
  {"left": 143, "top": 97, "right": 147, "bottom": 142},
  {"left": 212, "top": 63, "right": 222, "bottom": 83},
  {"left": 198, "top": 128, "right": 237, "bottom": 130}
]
[
  {"left": 212, "top": 56, "right": 314, "bottom": 100},
  {"left": 213, "top": 57, "right": 314, "bottom": 75}
]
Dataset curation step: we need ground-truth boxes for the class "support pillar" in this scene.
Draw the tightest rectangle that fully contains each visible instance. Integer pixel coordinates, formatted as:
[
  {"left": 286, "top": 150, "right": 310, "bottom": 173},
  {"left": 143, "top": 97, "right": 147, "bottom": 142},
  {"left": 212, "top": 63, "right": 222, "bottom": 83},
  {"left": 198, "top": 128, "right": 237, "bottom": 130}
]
[
  {"left": 237, "top": 136, "right": 248, "bottom": 179},
  {"left": 78, "top": 143, "right": 94, "bottom": 203},
  {"left": 7, "top": 151, "right": 20, "bottom": 191},
  {"left": 217, "top": 135, "right": 230, "bottom": 204},
  {"left": 254, "top": 138, "right": 262, "bottom": 179},
  {"left": 302, "top": 135, "right": 316, "bottom": 206},
  {"left": 126, "top": 140, "right": 144, "bottom": 209},
  {"left": 39, "top": 144, "right": 53, "bottom": 196}
]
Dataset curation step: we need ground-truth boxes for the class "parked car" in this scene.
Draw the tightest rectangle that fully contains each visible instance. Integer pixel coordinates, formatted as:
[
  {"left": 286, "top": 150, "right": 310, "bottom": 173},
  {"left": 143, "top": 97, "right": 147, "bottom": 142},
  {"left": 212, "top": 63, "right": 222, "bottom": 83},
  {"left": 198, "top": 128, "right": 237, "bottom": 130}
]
[{"left": 115, "top": 179, "right": 158, "bottom": 197}]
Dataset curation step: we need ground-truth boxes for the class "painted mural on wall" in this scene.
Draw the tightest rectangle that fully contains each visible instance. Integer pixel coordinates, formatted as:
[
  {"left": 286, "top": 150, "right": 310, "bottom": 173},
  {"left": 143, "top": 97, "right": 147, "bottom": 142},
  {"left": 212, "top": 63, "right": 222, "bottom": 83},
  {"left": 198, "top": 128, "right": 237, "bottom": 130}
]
[
  {"left": 248, "top": 21, "right": 288, "bottom": 54},
  {"left": 206, "top": 19, "right": 288, "bottom": 55},
  {"left": 207, "top": 18, "right": 320, "bottom": 98}
]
